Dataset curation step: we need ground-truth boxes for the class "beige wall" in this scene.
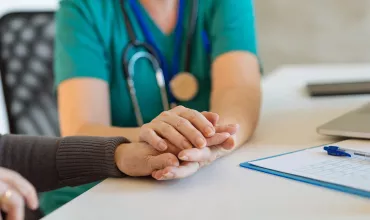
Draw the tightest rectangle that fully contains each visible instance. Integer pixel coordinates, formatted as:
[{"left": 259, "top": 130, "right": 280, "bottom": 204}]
[{"left": 255, "top": 0, "right": 370, "bottom": 73}]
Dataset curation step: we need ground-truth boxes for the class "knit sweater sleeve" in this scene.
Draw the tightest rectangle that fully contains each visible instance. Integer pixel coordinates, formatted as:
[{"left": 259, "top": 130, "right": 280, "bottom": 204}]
[{"left": 0, "top": 134, "right": 129, "bottom": 192}]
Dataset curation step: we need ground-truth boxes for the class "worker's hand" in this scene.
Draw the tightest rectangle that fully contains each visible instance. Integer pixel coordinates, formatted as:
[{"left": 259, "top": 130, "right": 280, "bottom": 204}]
[
  {"left": 0, "top": 168, "right": 38, "bottom": 220},
  {"left": 151, "top": 124, "right": 240, "bottom": 181},
  {"left": 139, "top": 106, "right": 226, "bottom": 151}
]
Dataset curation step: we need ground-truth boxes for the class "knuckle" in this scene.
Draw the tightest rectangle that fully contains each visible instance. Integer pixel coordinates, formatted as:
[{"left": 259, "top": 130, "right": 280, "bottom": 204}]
[
  {"left": 141, "top": 123, "right": 150, "bottom": 130},
  {"left": 139, "top": 126, "right": 151, "bottom": 141},
  {"left": 160, "top": 111, "right": 171, "bottom": 117},
  {"left": 150, "top": 118, "right": 161, "bottom": 124},
  {"left": 174, "top": 105, "right": 186, "bottom": 112},
  {"left": 140, "top": 124, "right": 150, "bottom": 134},
  {"left": 175, "top": 118, "right": 189, "bottom": 129},
  {"left": 187, "top": 109, "right": 198, "bottom": 120}
]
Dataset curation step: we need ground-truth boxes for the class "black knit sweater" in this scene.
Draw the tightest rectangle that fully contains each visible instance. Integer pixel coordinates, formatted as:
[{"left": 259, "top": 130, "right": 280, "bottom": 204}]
[{"left": 0, "top": 134, "right": 129, "bottom": 192}]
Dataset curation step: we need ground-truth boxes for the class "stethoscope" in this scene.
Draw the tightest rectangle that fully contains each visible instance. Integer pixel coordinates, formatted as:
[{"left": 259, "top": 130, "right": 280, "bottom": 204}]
[{"left": 120, "top": 0, "right": 199, "bottom": 126}]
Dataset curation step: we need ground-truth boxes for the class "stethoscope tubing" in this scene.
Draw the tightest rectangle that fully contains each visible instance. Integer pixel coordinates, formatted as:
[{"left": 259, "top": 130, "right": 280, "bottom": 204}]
[
  {"left": 127, "top": 51, "right": 170, "bottom": 125},
  {"left": 120, "top": 0, "right": 198, "bottom": 126}
]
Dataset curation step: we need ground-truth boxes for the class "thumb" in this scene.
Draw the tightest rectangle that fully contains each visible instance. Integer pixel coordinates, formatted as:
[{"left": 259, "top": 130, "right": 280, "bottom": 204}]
[{"left": 147, "top": 153, "right": 180, "bottom": 171}]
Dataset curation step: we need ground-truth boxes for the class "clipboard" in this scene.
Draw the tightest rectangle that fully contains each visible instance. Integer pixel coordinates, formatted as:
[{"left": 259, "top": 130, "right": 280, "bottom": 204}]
[{"left": 240, "top": 140, "right": 370, "bottom": 199}]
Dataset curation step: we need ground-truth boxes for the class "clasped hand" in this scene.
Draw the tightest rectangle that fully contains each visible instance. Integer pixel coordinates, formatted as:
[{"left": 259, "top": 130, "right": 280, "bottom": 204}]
[{"left": 116, "top": 106, "right": 239, "bottom": 180}]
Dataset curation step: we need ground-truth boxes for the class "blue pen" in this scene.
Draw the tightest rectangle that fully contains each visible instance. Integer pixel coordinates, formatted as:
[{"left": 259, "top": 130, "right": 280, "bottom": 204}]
[{"left": 324, "top": 146, "right": 370, "bottom": 158}]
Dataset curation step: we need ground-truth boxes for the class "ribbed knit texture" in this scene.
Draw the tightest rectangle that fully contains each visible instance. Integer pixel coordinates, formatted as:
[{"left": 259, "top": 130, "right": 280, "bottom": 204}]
[
  {"left": 0, "top": 134, "right": 60, "bottom": 192},
  {"left": 56, "top": 136, "right": 130, "bottom": 186}
]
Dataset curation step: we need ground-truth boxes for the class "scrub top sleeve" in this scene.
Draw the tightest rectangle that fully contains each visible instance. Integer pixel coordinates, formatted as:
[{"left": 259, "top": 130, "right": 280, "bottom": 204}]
[
  {"left": 54, "top": 0, "right": 110, "bottom": 87},
  {"left": 208, "top": 0, "right": 259, "bottom": 62}
]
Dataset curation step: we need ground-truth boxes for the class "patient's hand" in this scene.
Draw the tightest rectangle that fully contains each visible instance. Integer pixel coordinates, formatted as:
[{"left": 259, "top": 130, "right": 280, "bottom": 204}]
[
  {"left": 115, "top": 142, "right": 180, "bottom": 177},
  {"left": 114, "top": 136, "right": 234, "bottom": 179}
]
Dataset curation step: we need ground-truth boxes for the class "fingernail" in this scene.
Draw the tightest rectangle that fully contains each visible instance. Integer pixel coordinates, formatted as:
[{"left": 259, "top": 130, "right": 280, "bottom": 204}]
[
  {"left": 179, "top": 155, "right": 189, "bottom": 161},
  {"left": 182, "top": 140, "right": 192, "bottom": 149},
  {"left": 163, "top": 172, "right": 174, "bottom": 179},
  {"left": 158, "top": 142, "right": 167, "bottom": 151},
  {"left": 222, "top": 132, "right": 231, "bottom": 138},
  {"left": 168, "top": 158, "right": 178, "bottom": 166},
  {"left": 205, "top": 126, "right": 215, "bottom": 136},
  {"left": 196, "top": 137, "right": 205, "bottom": 148}
]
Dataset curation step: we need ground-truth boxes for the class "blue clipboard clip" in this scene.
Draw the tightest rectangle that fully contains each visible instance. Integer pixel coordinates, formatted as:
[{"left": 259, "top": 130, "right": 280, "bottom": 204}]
[
  {"left": 323, "top": 146, "right": 351, "bottom": 157},
  {"left": 323, "top": 145, "right": 370, "bottom": 159}
]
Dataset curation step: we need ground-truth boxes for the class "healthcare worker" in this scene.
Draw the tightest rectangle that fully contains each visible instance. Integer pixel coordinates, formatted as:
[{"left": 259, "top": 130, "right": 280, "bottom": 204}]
[{"left": 43, "top": 0, "right": 261, "bottom": 215}]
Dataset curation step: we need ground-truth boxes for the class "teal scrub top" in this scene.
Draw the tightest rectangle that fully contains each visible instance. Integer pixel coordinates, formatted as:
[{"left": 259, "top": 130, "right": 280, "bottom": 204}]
[{"left": 41, "top": 0, "right": 259, "bottom": 215}]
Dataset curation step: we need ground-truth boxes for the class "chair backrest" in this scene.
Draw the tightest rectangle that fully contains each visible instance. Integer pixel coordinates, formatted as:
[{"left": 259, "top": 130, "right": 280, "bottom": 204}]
[{"left": 0, "top": 11, "right": 60, "bottom": 136}]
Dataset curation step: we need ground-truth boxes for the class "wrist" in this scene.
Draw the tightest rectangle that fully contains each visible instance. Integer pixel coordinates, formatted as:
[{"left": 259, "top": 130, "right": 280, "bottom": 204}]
[
  {"left": 100, "top": 137, "right": 130, "bottom": 177},
  {"left": 114, "top": 144, "right": 127, "bottom": 173}
]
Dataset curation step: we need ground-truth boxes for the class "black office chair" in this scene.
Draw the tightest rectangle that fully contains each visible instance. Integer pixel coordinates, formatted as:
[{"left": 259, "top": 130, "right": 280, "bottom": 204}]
[{"left": 0, "top": 11, "right": 59, "bottom": 137}]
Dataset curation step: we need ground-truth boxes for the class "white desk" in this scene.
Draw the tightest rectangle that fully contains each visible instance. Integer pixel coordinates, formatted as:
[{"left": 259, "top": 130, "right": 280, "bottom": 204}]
[{"left": 44, "top": 64, "right": 370, "bottom": 220}]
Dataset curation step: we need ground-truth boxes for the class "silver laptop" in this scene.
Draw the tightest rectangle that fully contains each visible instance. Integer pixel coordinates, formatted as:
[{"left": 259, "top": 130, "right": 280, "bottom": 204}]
[{"left": 317, "top": 102, "right": 370, "bottom": 139}]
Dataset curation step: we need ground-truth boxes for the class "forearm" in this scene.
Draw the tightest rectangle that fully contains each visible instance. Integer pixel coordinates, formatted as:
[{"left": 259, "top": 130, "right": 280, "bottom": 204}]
[
  {"left": 0, "top": 134, "right": 128, "bottom": 192},
  {"left": 71, "top": 123, "right": 141, "bottom": 142},
  {"left": 211, "top": 86, "right": 261, "bottom": 147},
  {"left": 210, "top": 52, "right": 261, "bottom": 148},
  {"left": 58, "top": 78, "right": 141, "bottom": 142}
]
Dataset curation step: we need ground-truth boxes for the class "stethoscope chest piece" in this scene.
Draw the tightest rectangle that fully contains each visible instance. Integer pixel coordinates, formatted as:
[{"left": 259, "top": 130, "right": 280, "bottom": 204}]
[{"left": 170, "top": 72, "right": 199, "bottom": 102}]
